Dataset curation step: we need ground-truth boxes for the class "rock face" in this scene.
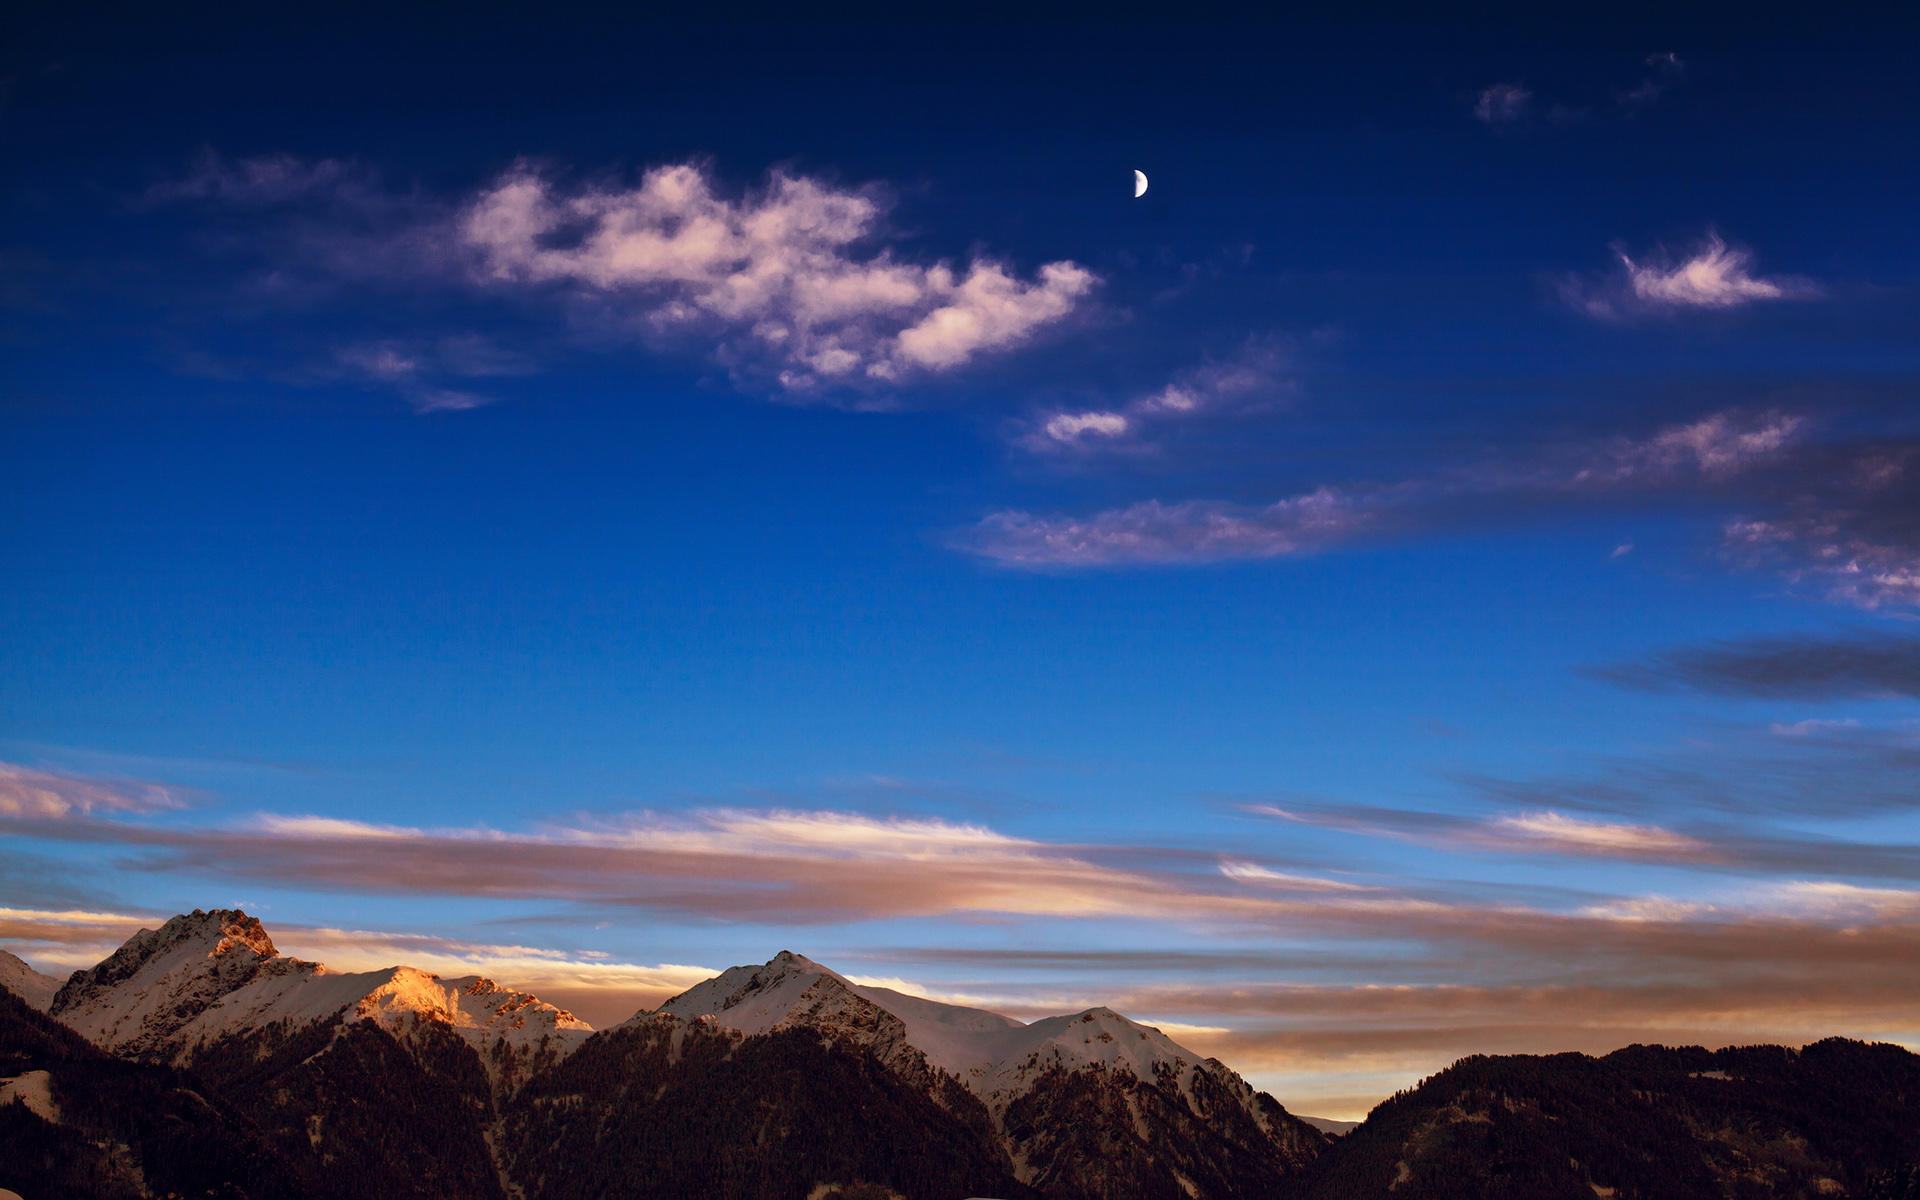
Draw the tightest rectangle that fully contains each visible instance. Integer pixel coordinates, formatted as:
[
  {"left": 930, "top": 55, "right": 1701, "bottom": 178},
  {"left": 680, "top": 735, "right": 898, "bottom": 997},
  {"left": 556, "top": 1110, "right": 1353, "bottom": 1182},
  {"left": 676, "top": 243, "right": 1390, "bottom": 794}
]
[
  {"left": 642, "top": 951, "right": 1328, "bottom": 1198},
  {"left": 0, "top": 948, "right": 61, "bottom": 1012}
]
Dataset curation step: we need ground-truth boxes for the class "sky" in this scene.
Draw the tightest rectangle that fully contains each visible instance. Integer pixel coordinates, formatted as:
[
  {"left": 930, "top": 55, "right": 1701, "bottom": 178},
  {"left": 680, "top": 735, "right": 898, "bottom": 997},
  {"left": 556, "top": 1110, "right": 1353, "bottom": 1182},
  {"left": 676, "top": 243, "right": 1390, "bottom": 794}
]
[{"left": 4, "top": 4, "right": 1920, "bottom": 1117}]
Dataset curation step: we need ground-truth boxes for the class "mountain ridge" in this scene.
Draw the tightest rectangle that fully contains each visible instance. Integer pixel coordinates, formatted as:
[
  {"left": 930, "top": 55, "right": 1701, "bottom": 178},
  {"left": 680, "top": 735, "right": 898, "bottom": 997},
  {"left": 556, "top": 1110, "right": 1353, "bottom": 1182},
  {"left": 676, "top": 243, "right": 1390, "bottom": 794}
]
[{"left": 14, "top": 910, "right": 1920, "bottom": 1198}]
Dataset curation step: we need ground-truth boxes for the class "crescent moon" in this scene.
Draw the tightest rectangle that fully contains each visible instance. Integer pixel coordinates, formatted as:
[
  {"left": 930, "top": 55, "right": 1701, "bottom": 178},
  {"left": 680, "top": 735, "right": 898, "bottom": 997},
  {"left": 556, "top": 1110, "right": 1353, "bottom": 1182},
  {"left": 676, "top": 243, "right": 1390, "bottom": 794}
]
[{"left": 1134, "top": 169, "right": 1149, "bottom": 198}]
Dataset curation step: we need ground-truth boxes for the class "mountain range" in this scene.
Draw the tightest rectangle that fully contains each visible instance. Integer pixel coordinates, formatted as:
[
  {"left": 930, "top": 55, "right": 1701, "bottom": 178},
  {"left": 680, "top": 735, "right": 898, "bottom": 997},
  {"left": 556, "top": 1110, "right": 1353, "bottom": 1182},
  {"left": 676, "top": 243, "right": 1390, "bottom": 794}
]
[{"left": 3, "top": 908, "right": 1919, "bottom": 1200}]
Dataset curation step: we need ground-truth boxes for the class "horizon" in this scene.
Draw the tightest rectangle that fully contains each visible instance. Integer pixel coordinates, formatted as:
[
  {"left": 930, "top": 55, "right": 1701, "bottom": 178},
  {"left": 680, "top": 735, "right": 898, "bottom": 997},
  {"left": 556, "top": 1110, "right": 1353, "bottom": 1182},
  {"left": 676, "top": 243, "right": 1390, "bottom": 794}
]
[{"left": 5, "top": 4, "right": 1920, "bottom": 1123}]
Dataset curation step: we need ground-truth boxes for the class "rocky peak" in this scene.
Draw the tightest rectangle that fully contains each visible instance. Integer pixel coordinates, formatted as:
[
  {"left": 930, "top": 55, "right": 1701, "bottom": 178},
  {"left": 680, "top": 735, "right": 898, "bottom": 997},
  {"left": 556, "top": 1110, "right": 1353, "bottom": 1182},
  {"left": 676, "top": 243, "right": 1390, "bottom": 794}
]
[{"left": 50, "top": 908, "right": 281, "bottom": 1019}]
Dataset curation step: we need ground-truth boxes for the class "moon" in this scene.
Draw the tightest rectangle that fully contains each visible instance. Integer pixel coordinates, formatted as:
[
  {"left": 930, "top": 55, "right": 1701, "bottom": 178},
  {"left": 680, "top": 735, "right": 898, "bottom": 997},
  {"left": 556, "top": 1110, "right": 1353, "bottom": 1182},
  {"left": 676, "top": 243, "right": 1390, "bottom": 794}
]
[{"left": 1133, "top": 169, "right": 1148, "bottom": 198}]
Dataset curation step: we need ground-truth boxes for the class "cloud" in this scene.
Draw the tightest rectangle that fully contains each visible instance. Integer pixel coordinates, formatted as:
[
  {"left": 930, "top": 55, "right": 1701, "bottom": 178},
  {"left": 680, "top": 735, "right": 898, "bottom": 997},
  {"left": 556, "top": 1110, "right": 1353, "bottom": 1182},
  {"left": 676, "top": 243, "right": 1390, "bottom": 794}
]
[
  {"left": 458, "top": 161, "right": 1095, "bottom": 392},
  {"left": 958, "top": 489, "right": 1366, "bottom": 566},
  {"left": 0, "top": 905, "right": 154, "bottom": 971},
  {"left": 145, "top": 152, "right": 374, "bottom": 207},
  {"left": 1564, "top": 232, "right": 1820, "bottom": 320},
  {"left": 1618, "top": 52, "right": 1686, "bottom": 111},
  {"left": 148, "top": 154, "right": 1096, "bottom": 405},
  {"left": 1019, "top": 336, "right": 1293, "bottom": 453},
  {"left": 1572, "top": 410, "right": 1805, "bottom": 482},
  {"left": 1593, "top": 632, "right": 1920, "bottom": 699},
  {"left": 1216, "top": 862, "right": 1379, "bottom": 892},
  {"left": 1726, "top": 514, "right": 1920, "bottom": 609},
  {"left": 1252, "top": 795, "right": 1920, "bottom": 880},
  {"left": 1474, "top": 83, "right": 1532, "bottom": 124},
  {"left": 331, "top": 335, "right": 535, "bottom": 413},
  {"left": 1042, "top": 410, "right": 1130, "bottom": 442},
  {"left": 0, "top": 763, "right": 180, "bottom": 820},
  {"left": 1483, "top": 811, "right": 1711, "bottom": 858},
  {"left": 963, "top": 408, "right": 1806, "bottom": 568}
]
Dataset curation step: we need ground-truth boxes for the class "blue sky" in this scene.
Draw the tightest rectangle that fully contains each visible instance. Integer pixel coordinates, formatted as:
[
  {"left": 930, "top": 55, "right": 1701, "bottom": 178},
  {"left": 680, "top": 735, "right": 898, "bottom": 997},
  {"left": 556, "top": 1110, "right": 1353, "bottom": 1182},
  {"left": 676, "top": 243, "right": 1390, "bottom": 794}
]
[{"left": 5, "top": 5, "right": 1920, "bottom": 1115}]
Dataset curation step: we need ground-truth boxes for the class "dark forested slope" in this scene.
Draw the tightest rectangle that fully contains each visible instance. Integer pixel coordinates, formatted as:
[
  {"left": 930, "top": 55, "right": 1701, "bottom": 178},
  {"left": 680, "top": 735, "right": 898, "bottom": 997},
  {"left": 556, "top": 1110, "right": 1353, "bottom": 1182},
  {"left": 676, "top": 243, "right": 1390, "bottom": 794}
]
[{"left": 1287, "top": 1038, "right": 1920, "bottom": 1200}]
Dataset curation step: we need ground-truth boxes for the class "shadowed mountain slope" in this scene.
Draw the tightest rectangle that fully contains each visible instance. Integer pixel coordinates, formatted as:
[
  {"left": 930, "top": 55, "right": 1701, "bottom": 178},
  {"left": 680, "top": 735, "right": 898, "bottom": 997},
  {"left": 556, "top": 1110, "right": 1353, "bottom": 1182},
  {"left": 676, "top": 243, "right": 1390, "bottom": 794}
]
[
  {"left": 1285, "top": 1039, "right": 1920, "bottom": 1200},
  {"left": 0, "top": 983, "right": 313, "bottom": 1200}
]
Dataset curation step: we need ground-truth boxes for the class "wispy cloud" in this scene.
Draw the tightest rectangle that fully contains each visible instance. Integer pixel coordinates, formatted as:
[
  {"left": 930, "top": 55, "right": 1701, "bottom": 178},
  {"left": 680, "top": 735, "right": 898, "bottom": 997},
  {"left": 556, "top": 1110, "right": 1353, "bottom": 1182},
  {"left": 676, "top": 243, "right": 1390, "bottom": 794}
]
[
  {"left": 958, "top": 489, "right": 1366, "bottom": 567},
  {"left": 1564, "top": 232, "right": 1820, "bottom": 320},
  {"left": 1593, "top": 632, "right": 1920, "bottom": 699},
  {"left": 961, "top": 408, "right": 1805, "bottom": 568},
  {"left": 144, "top": 151, "right": 376, "bottom": 207},
  {"left": 1018, "top": 337, "right": 1293, "bottom": 453},
  {"left": 0, "top": 763, "right": 181, "bottom": 820},
  {"left": 0, "top": 905, "right": 154, "bottom": 970},
  {"left": 330, "top": 334, "right": 534, "bottom": 413},
  {"left": 1618, "top": 51, "right": 1686, "bottom": 111},
  {"left": 1483, "top": 811, "right": 1710, "bottom": 858},
  {"left": 1473, "top": 83, "right": 1532, "bottom": 124}
]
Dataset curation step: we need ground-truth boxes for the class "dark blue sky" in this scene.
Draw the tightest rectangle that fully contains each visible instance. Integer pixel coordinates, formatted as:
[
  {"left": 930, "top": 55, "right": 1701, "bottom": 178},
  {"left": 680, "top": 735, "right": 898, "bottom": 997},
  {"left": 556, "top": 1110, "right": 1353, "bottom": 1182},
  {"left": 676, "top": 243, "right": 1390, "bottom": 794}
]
[{"left": 5, "top": 4, "right": 1920, "bottom": 1114}]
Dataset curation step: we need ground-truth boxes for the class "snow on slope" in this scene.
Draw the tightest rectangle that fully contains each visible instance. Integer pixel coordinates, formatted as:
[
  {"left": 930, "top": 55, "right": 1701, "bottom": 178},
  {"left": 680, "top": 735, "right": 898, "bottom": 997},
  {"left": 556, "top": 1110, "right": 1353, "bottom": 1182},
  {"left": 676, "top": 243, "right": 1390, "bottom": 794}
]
[
  {"left": 649, "top": 950, "right": 1261, "bottom": 1119},
  {"left": 0, "top": 1069, "right": 61, "bottom": 1123},
  {"left": 50, "top": 910, "right": 592, "bottom": 1074},
  {"left": 0, "top": 949, "right": 62, "bottom": 1012}
]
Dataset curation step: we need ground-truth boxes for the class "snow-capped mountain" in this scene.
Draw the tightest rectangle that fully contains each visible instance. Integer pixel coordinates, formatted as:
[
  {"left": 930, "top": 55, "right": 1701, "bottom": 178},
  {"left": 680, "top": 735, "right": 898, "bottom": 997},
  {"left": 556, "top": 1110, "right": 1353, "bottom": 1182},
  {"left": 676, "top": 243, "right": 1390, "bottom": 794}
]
[
  {"left": 44, "top": 909, "right": 598, "bottom": 1200},
  {"left": 647, "top": 950, "right": 1327, "bottom": 1194},
  {"left": 26, "top": 915, "right": 1323, "bottom": 1200},
  {"left": 50, "top": 908, "right": 591, "bottom": 1079},
  {"left": 0, "top": 948, "right": 61, "bottom": 1012},
  {"left": 655, "top": 949, "right": 1277, "bottom": 1120}
]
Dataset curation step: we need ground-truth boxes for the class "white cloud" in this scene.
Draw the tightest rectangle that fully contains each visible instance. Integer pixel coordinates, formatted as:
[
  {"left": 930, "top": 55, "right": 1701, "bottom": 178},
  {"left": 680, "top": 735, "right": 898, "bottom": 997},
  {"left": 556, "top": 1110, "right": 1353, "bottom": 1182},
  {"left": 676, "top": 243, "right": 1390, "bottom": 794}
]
[
  {"left": 1566, "top": 233, "right": 1819, "bottom": 320},
  {"left": 1218, "top": 862, "right": 1376, "bottom": 892},
  {"left": 253, "top": 814, "right": 423, "bottom": 839},
  {"left": 1043, "top": 411, "right": 1130, "bottom": 442},
  {"left": 1021, "top": 337, "right": 1292, "bottom": 454},
  {"left": 1725, "top": 517, "right": 1920, "bottom": 610},
  {"left": 459, "top": 162, "right": 1095, "bottom": 391},
  {"left": 1484, "top": 811, "right": 1709, "bottom": 858},
  {"left": 1576, "top": 411, "right": 1806, "bottom": 483},
  {"left": 1625, "top": 235, "right": 1791, "bottom": 307}
]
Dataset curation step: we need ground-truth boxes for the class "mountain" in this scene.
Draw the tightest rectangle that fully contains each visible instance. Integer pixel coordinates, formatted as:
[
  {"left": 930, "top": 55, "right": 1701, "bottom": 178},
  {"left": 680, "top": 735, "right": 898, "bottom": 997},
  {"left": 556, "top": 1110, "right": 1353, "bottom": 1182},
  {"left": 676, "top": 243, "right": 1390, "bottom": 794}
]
[
  {"left": 41, "top": 909, "right": 1920, "bottom": 1200},
  {"left": 1283, "top": 1040, "right": 1920, "bottom": 1200},
  {"left": 0, "top": 982, "right": 313, "bottom": 1200},
  {"left": 0, "top": 948, "right": 62, "bottom": 1012},
  {"left": 501, "top": 1013, "right": 1033, "bottom": 1200},
  {"left": 50, "top": 908, "right": 591, "bottom": 1084},
  {"left": 48, "top": 909, "right": 593, "bottom": 1200},
  {"left": 632, "top": 950, "right": 1329, "bottom": 1199}
]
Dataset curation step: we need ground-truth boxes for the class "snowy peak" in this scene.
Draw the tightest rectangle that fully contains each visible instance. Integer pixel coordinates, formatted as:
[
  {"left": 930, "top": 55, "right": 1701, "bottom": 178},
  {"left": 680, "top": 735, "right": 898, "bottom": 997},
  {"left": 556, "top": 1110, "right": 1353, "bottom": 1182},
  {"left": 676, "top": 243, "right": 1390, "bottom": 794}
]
[
  {"left": 47, "top": 909, "right": 593, "bottom": 1073},
  {"left": 355, "top": 969, "right": 591, "bottom": 1043},
  {"left": 649, "top": 950, "right": 865, "bottom": 1036},
  {"left": 50, "top": 909, "right": 312, "bottom": 1055},
  {"left": 651, "top": 953, "right": 1217, "bottom": 1102},
  {"left": 1007, "top": 1006, "right": 1203, "bottom": 1083},
  {"left": 0, "top": 949, "right": 62, "bottom": 1012},
  {"left": 53, "top": 909, "right": 277, "bottom": 1007}
]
